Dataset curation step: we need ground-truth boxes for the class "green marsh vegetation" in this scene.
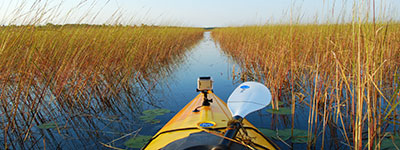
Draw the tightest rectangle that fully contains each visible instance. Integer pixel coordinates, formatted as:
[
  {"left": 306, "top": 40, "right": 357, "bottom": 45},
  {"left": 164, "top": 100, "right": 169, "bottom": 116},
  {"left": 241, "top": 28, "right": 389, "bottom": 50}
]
[
  {"left": 212, "top": 1, "right": 400, "bottom": 149},
  {"left": 0, "top": 1, "right": 204, "bottom": 149},
  {"left": 0, "top": 25, "right": 203, "bottom": 149},
  {"left": 0, "top": 25, "right": 203, "bottom": 148}
]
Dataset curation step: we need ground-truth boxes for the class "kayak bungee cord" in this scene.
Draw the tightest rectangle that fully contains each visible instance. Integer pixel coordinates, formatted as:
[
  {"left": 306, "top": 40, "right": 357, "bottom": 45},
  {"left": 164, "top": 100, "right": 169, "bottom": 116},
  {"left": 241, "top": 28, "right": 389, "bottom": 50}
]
[{"left": 194, "top": 123, "right": 256, "bottom": 150}]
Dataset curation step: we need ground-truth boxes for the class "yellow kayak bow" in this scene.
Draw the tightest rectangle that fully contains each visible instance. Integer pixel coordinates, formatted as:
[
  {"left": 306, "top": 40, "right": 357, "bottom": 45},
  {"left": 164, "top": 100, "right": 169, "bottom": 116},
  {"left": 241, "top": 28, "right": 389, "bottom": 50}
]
[{"left": 143, "top": 78, "right": 279, "bottom": 150}]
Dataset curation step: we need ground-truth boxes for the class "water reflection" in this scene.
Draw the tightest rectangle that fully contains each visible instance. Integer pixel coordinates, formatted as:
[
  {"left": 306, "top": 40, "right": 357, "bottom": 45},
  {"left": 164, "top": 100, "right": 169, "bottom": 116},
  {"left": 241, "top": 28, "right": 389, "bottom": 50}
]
[
  {"left": 153, "top": 32, "right": 241, "bottom": 111},
  {"left": 0, "top": 31, "right": 201, "bottom": 149},
  {"left": 1, "top": 31, "right": 304, "bottom": 149}
]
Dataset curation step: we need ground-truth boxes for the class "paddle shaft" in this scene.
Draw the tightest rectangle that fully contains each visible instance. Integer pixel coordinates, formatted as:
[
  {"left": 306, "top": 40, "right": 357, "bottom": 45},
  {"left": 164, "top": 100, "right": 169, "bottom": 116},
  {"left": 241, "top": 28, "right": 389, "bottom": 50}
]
[{"left": 219, "top": 116, "right": 243, "bottom": 147}]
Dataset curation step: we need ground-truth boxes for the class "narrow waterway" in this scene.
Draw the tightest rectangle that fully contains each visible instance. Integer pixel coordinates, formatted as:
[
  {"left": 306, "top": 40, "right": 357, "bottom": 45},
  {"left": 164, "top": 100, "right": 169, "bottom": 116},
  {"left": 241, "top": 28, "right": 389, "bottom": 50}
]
[
  {"left": 155, "top": 32, "right": 240, "bottom": 109},
  {"left": 145, "top": 32, "right": 333, "bottom": 150},
  {"left": 140, "top": 31, "right": 243, "bottom": 135},
  {"left": 17, "top": 31, "right": 333, "bottom": 149}
]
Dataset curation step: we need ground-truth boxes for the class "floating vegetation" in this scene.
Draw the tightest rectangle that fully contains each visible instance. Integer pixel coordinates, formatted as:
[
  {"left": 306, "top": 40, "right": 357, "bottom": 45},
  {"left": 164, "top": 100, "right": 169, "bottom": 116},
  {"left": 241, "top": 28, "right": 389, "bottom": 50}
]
[
  {"left": 123, "top": 135, "right": 152, "bottom": 148},
  {"left": 267, "top": 101, "right": 285, "bottom": 106},
  {"left": 143, "top": 108, "right": 171, "bottom": 116},
  {"left": 266, "top": 107, "right": 292, "bottom": 115},
  {"left": 380, "top": 134, "right": 400, "bottom": 150},
  {"left": 260, "top": 128, "right": 309, "bottom": 143},
  {"left": 259, "top": 128, "right": 281, "bottom": 140},
  {"left": 37, "top": 122, "right": 58, "bottom": 129},
  {"left": 288, "top": 129, "right": 309, "bottom": 143},
  {"left": 139, "top": 115, "right": 156, "bottom": 122},
  {"left": 139, "top": 109, "right": 171, "bottom": 124}
]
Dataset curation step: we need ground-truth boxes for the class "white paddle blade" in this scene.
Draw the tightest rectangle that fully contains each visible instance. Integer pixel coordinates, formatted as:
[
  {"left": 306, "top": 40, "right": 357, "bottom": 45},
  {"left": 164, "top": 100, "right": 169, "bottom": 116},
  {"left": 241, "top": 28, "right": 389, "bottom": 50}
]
[{"left": 227, "top": 82, "right": 272, "bottom": 118}]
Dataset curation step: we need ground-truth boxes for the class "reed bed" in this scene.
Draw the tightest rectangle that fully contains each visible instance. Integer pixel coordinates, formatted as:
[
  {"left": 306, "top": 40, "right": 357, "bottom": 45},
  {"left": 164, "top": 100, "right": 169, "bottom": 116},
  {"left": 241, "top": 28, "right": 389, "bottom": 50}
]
[
  {"left": 0, "top": 25, "right": 204, "bottom": 149},
  {"left": 212, "top": 23, "right": 400, "bottom": 149}
]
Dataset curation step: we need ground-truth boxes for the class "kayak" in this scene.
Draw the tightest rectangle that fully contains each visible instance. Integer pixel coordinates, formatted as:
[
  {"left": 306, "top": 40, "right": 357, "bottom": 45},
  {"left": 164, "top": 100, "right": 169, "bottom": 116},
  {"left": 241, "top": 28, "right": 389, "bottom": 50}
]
[{"left": 142, "top": 81, "right": 279, "bottom": 150}]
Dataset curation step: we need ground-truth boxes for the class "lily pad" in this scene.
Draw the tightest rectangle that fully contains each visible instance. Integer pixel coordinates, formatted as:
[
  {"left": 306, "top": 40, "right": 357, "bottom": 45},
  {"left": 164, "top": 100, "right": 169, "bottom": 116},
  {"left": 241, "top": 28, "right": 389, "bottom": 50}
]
[
  {"left": 381, "top": 135, "right": 400, "bottom": 150},
  {"left": 139, "top": 115, "right": 156, "bottom": 121},
  {"left": 124, "top": 135, "right": 152, "bottom": 148},
  {"left": 139, "top": 115, "right": 161, "bottom": 124},
  {"left": 292, "top": 136, "right": 308, "bottom": 143},
  {"left": 287, "top": 129, "right": 308, "bottom": 137},
  {"left": 276, "top": 129, "right": 292, "bottom": 141},
  {"left": 149, "top": 119, "right": 161, "bottom": 124},
  {"left": 266, "top": 107, "right": 292, "bottom": 115},
  {"left": 288, "top": 129, "right": 309, "bottom": 143},
  {"left": 278, "top": 129, "right": 310, "bottom": 143},
  {"left": 143, "top": 109, "right": 171, "bottom": 116},
  {"left": 139, "top": 108, "right": 171, "bottom": 124},
  {"left": 259, "top": 128, "right": 278, "bottom": 140},
  {"left": 259, "top": 128, "right": 290, "bottom": 141},
  {"left": 259, "top": 128, "right": 310, "bottom": 143},
  {"left": 37, "top": 122, "right": 58, "bottom": 129},
  {"left": 267, "top": 101, "right": 285, "bottom": 106}
]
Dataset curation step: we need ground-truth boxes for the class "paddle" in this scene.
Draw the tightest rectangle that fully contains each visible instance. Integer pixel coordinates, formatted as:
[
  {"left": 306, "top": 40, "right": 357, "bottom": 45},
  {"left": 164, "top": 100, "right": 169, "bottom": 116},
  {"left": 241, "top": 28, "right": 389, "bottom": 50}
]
[
  {"left": 227, "top": 81, "right": 272, "bottom": 118},
  {"left": 219, "top": 81, "right": 272, "bottom": 147}
]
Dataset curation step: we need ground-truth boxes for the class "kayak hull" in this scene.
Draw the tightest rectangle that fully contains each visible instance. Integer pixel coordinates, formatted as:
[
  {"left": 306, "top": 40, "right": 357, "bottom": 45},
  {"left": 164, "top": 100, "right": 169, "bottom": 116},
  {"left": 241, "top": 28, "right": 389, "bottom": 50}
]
[{"left": 143, "top": 91, "right": 279, "bottom": 150}]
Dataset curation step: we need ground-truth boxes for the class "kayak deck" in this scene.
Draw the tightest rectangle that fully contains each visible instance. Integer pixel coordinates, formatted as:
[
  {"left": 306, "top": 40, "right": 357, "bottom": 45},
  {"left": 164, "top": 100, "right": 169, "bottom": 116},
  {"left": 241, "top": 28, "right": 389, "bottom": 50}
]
[{"left": 143, "top": 91, "right": 278, "bottom": 150}]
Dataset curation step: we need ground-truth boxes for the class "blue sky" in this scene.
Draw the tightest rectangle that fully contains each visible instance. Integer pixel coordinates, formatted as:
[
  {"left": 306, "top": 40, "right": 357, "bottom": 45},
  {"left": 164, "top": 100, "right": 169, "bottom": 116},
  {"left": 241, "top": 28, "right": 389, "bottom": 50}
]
[{"left": 0, "top": 0, "right": 399, "bottom": 27}]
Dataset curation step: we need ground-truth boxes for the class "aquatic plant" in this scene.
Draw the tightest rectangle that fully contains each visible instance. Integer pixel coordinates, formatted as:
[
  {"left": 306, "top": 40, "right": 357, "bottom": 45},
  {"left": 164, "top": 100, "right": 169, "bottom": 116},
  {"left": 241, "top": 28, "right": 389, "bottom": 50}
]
[
  {"left": 139, "top": 108, "right": 171, "bottom": 124},
  {"left": 260, "top": 128, "right": 310, "bottom": 143},
  {"left": 0, "top": 24, "right": 203, "bottom": 150},
  {"left": 124, "top": 135, "right": 152, "bottom": 148},
  {"left": 212, "top": 1, "right": 400, "bottom": 149},
  {"left": 0, "top": 0, "right": 204, "bottom": 149}
]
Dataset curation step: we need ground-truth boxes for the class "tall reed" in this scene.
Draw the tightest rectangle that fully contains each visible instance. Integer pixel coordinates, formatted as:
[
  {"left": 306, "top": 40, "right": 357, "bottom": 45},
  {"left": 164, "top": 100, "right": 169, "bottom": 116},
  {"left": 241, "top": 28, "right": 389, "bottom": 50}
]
[
  {"left": 0, "top": 24, "right": 204, "bottom": 149},
  {"left": 212, "top": 22, "right": 400, "bottom": 149}
]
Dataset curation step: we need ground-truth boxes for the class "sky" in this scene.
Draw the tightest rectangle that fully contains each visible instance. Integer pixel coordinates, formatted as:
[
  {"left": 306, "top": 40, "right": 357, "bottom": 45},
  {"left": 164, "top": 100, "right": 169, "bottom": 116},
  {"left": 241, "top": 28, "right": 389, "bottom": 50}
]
[{"left": 0, "top": 0, "right": 399, "bottom": 27}]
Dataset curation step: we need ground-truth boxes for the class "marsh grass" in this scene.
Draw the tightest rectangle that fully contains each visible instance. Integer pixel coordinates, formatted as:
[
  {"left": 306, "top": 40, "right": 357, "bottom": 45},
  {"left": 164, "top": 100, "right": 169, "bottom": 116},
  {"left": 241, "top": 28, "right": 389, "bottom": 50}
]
[
  {"left": 0, "top": 0, "right": 207, "bottom": 149},
  {"left": 212, "top": 22, "right": 400, "bottom": 149},
  {"left": 0, "top": 24, "right": 204, "bottom": 149}
]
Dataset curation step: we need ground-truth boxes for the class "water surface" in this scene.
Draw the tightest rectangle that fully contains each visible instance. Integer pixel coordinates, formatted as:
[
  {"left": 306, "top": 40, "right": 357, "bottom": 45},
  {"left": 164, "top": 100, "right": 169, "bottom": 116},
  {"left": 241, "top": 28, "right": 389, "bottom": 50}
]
[{"left": 8, "top": 31, "right": 340, "bottom": 150}]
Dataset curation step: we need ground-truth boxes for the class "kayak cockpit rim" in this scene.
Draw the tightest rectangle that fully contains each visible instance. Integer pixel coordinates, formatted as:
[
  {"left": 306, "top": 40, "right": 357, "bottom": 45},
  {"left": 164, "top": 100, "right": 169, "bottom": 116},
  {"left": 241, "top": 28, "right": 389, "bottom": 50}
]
[
  {"left": 142, "top": 90, "right": 279, "bottom": 149},
  {"left": 142, "top": 78, "right": 279, "bottom": 150},
  {"left": 142, "top": 126, "right": 279, "bottom": 150}
]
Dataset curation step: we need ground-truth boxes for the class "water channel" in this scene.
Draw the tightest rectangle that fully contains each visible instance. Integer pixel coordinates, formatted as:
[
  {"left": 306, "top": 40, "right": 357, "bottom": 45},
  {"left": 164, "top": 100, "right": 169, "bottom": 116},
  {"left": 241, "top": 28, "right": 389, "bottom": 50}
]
[{"left": 19, "top": 31, "right": 339, "bottom": 149}]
